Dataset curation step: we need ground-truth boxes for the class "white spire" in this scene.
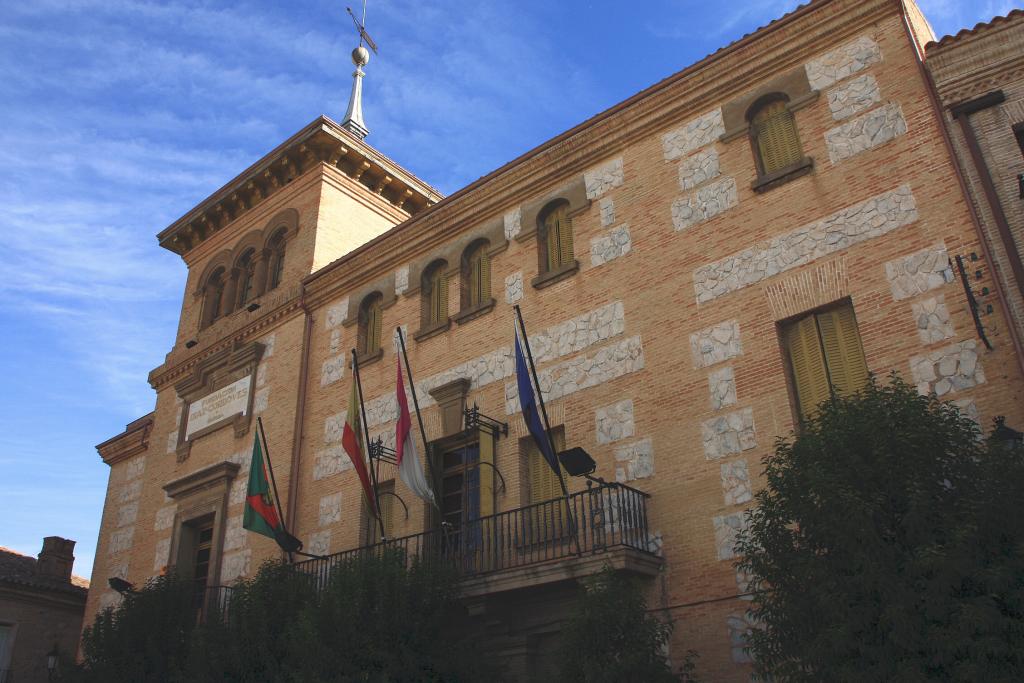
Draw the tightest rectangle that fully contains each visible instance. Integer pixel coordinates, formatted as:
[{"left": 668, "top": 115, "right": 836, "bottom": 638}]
[{"left": 341, "top": 46, "right": 370, "bottom": 139}]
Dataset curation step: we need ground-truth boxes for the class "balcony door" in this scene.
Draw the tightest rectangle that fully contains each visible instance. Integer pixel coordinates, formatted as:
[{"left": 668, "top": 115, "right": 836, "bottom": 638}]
[{"left": 439, "top": 441, "right": 481, "bottom": 559}]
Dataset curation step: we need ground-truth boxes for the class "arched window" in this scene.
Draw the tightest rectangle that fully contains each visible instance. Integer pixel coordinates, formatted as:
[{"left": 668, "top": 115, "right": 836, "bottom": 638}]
[
  {"left": 461, "top": 241, "right": 491, "bottom": 311},
  {"left": 421, "top": 260, "right": 449, "bottom": 329},
  {"left": 267, "top": 231, "right": 286, "bottom": 291},
  {"left": 236, "top": 249, "right": 256, "bottom": 307},
  {"left": 539, "top": 203, "right": 574, "bottom": 275},
  {"left": 749, "top": 96, "right": 803, "bottom": 175},
  {"left": 359, "top": 293, "right": 384, "bottom": 357},
  {"left": 202, "top": 268, "right": 226, "bottom": 328}
]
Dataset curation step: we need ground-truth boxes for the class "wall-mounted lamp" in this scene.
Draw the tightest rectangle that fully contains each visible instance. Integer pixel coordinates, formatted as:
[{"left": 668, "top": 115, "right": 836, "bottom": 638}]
[
  {"left": 185, "top": 340, "right": 198, "bottom": 348},
  {"left": 46, "top": 643, "right": 59, "bottom": 682},
  {"left": 108, "top": 576, "right": 135, "bottom": 595},
  {"left": 247, "top": 302, "right": 260, "bottom": 312}
]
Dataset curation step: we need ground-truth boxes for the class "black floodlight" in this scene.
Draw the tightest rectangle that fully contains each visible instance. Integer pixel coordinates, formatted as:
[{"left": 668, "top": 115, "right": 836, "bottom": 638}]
[
  {"left": 247, "top": 302, "right": 260, "bottom": 312},
  {"left": 993, "top": 416, "right": 1023, "bottom": 449},
  {"left": 108, "top": 576, "right": 135, "bottom": 594},
  {"left": 185, "top": 339, "right": 198, "bottom": 348},
  {"left": 274, "top": 529, "right": 304, "bottom": 554},
  {"left": 558, "top": 447, "right": 597, "bottom": 478}
]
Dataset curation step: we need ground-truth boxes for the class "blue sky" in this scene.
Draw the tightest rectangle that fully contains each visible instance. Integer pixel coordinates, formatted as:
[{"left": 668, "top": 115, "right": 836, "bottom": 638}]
[{"left": 0, "top": 0, "right": 1016, "bottom": 579}]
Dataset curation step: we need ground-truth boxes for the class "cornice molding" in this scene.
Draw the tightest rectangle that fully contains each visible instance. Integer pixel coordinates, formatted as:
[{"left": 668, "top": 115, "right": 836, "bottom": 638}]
[
  {"left": 163, "top": 461, "right": 240, "bottom": 500},
  {"left": 96, "top": 413, "right": 154, "bottom": 466},
  {"left": 159, "top": 118, "right": 443, "bottom": 258},
  {"left": 300, "top": 0, "right": 898, "bottom": 305}
]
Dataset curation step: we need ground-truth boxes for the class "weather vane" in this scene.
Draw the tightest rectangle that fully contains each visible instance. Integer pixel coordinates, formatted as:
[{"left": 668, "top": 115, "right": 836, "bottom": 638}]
[
  {"left": 346, "top": 1, "right": 378, "bottom": 54},
  {"left": 340, "top": 0, "right": 375, "bottom": 139}
]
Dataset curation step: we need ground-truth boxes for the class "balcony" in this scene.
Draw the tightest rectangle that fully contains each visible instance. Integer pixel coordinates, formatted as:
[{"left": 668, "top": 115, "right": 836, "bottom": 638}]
[{"left": 292, "top": 482, "right": 660, "bottom": 597}]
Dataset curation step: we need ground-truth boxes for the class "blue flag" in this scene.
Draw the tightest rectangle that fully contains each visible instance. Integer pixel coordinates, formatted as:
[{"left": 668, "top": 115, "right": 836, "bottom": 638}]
[{"left": 515, "top": 325, "right": 560, "bottom": 475}]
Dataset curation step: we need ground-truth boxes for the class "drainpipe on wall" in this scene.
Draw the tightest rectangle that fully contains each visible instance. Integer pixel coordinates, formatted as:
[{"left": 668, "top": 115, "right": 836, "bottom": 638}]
[
  {"left": 899, "top": 1, "right": 1024, "bottom": 377},
  {"left": 286, "top": 285, "right": 314, "bottom": 534}
]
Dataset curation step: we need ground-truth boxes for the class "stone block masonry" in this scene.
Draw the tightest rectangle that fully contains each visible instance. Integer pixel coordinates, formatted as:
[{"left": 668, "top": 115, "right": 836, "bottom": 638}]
[
  {"left": 825, "top": 102, "right": 908, "bottom": 164},
  {"left": 595, "top": 399, "right": 635, "bottom": 444},
  {"left": 708, "top": 366, "right": 737, "bottom": 410},
  {"left": 505, "top": 336, "right": 645, "bottom": 414},
  {"left": 827, "top": 73, "right": 881, "bottom": 120},
  {"left": 678, "top": 148, "right": 721, "bottom": 191},
  {"left": 590, "top": 226, "right": 632, "bottom": 266},
  {"left": 662, "top": 109, "right": 725, "bottom": 161},
  {"left": 614, "top": 438, "right": 654, "bottom": 482},
  {"left": 911, "top": 295, "right": 955, "bottom": 344},
  {"left": 694, "top": 185, "right": 918, "bottom": 303},
  {"left": 689, "top": 320, "right": 742, "bottom": 369},
  {"left": 804, "top": 35, "right": 882, "bottom": 90},
  {"left": 599, "top": 198, "right": 615, "bottom": 227},
  {"left": 713, "top": 513, "right": 748, "bottom": 561},
  {"left": 583, "top": 157, "right": 625, "bottom": 199},
  {"left": 721, "top": 459, "right": 752, "bottom": 506},
  {"left": 702, "top": 408, "right": 756, "bottom": 460},
  {"left": 910, "top": 340, "right": 985, "bottom": 397},
  {"left": 504, "top": 271, "right": 523, "bottom": 304},
  {"left": 885, "top": 243, "right": 954, "bottom": 301},
  {"left": 671, "top": 177, "right": 738, "bottom": 232}
]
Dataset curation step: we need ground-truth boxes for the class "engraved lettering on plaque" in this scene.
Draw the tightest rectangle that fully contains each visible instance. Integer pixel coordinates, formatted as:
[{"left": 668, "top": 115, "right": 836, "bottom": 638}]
[{"left": 185, "top": 376, "right": 251, "bottom": 440}]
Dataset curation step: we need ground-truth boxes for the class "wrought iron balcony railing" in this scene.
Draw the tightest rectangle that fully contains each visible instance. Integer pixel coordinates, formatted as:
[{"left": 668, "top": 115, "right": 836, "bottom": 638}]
[{"left": 291, "top": 481, "right": 654, "bottom": 589}]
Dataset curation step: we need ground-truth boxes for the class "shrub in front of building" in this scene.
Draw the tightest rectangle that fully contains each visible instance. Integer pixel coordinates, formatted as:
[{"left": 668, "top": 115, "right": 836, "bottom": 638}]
[
  {"left": 75, "top": 552, "right": 498, "bottom": 682},
  {"left": 737, "top": 374, "right": 1024, "bottom": 681}
]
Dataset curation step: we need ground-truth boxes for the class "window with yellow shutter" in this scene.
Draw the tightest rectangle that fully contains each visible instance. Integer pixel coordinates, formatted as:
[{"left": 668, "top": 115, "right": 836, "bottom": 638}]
[
  {"left": 540, "top": 203, "right": 574, "bottom": 274},
  {"left": 781, "top": 301, "right": 869, "bottom": 420},
  {"left": 749, "top": 97, "right": 802, "bottom": 181},
  {"left": 523, "top": 428, "right": 569, "bottom": 543},
  {"left": 461, "top": 241, "right": 492, "bottom": 312},
  {"left": 358, "top": 292, "right": 384, "bottom": 358},
  {"left": 418, "top": 260, "right": 450, "bottom": 337}
]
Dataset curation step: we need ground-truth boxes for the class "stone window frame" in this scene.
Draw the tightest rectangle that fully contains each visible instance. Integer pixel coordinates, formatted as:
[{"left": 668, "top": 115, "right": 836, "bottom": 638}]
[
  {"left": 199, "top": 265, "right": 228, "bottom": 329},
  {"left": 191, "top": 208, "right": 299, "bottom": 332},
  {"left": 532, "top": 200, "right": 580, "bottom": 289},
  {"left": 776, "top": 297, "right": 869, "bottom": 424},
  {"left": 719, "top": 67, "right": 818, "bottom": 194},
  {"left": 454, "top": 238, "right": 496, "bottom": 325},
  {"left": 357, "top": 291, "right": 385, "bottom": 366},
  {"left": 164, "top": 461, "right": 239, "bottom": 598},
  {"left": 415, "top": 259, "right": 451, "bottom": 342},
  {"left": 745, "top": 93, "right": 814, "bottom": 192}
]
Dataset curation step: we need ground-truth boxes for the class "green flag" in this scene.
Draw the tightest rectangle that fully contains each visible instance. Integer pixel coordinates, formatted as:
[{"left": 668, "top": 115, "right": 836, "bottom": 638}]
[{"left": 242, "top": 432, "right": 283, "bottom": 539}]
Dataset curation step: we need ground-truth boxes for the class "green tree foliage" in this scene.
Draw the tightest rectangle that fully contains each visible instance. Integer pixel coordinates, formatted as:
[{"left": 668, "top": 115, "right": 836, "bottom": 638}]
[
  {"left": 736, "top": 374, "right": 1024, "bottom": 681},
  {"left": 75, "top": 552, "right": 497, "bottom": 682},
  {"left": 558, "top": 566, "right": 698, "bottom": 683},
  {"left": 78, "top": 573, "right": 196, "bottom": 682}
]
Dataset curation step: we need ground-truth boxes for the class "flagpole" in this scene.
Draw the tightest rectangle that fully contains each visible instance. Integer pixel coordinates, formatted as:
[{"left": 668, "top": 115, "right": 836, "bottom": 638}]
[
  {"left": 396, "top": 327, "right": 439, "bottom": 507},
  {"left": 352, "top": 349, "right": 387, "bottom": 542},
  {"left": 513, "top": 305, "right": 581, "bottom": 556},
  {"left": 256, "top": 416, "right": 288, "bottom": 532}
]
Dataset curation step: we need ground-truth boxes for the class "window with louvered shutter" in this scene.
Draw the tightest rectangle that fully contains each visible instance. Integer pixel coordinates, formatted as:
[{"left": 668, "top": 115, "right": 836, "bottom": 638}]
[
  {"left": 429, "top": 268, "right": 448, "bottom": 324},
  {"left": 752, "top": 99, "right": 803, "bottom": 175},
  {"left": 525, "top": 429, "right": 564, "bottom": 504},
  {"left": 361, "top": 295, "right": 383, "bottom": 355},
  {"left": 816, "top": 305, "right": 869, "bottom": 398},
  {"left": 479, "top": 249, "right": 491, "bottom": 304},
  {"left": 542, "top": 204, "right": 573, "bottom": 273},
  {"left": 782, "top": 301, "right": 869, "bottom": 420}
]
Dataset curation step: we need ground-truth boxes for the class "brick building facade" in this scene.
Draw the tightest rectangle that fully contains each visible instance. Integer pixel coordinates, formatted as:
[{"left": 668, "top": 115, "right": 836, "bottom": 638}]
[
  {"left": 1, "top": 538, "right": 88, "bottom": 682},
  {"left": 84, "top": 0, "right": 1024, "bottom": 679}
]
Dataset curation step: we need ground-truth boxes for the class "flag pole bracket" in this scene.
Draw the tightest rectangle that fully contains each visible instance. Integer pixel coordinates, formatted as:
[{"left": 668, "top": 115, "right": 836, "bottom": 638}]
[
  {"left": 368, "top": 436, "right": 398, "bottom": 465},
  {"left": 464, "top": 404, "right": 508, "bottom": 438},
  {"left": 376, "top": 490, "right": 410, "bottom": 520}
]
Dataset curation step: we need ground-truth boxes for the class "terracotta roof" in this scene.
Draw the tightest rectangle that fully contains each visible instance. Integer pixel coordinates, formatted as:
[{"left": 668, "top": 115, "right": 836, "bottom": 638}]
[
  {"left": 0, "top": 546, "right": 90, "bottom": 594},
  {"left": 927, "top": 8, "right": 1024, "bottom": 49}
]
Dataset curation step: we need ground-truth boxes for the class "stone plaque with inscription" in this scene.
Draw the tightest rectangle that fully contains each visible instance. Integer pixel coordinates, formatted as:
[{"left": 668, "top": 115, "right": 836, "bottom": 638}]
[{"left": 186, "top": 376, "right": 251, "bottom": 440}]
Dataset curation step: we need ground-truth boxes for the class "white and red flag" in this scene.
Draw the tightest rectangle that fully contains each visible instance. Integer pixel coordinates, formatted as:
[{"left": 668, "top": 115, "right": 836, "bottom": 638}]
[{"left": 395, "top": 356, "right": 436, "bottom": 505}]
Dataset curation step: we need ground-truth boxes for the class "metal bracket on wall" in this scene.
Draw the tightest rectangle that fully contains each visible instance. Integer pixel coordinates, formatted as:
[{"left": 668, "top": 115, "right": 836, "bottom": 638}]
[
  {"left": 953, "top": 254, "right": 994, "bottom": 351},
  {"left": 463, "top": 404, "right": 508, "bottom": 438}
]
